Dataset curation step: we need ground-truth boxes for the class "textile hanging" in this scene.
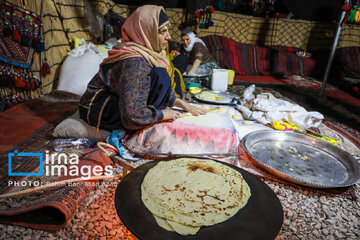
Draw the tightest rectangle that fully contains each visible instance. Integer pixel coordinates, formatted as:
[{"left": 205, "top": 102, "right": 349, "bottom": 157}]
[{"left": 0, "top": 0, "right": 43, "bottom": 110}]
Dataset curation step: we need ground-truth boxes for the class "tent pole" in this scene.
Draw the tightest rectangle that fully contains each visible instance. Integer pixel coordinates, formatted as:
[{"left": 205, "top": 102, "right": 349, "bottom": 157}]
[{"left": 320, "top": 10, "right": 347, "bottom": 96}]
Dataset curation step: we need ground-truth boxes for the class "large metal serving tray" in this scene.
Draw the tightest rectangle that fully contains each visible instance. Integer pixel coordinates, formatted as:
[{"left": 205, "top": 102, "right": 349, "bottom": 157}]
[
  {"left": 194, "top": 90, "right": 239, "bottom": 105},
  {"left": 242, "top": 130, "right": 360, "bottom": 188}
]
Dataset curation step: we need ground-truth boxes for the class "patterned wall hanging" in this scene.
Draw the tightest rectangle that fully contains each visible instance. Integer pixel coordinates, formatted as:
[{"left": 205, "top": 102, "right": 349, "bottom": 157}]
[
  {"left": 0, "top": 0, "right": 43, "bottom": 110},
  {"left": 195, "top": 6, "right": 215, "bottom": 29}
]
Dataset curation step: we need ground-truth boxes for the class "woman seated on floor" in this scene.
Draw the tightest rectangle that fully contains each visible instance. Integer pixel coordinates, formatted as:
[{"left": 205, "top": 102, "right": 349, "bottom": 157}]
[
  {"left": 180, "top": 29, "right": 220, "bottom": 76},
  {"left": 79, "top": 5, "right": 206, "bottom": 131}
]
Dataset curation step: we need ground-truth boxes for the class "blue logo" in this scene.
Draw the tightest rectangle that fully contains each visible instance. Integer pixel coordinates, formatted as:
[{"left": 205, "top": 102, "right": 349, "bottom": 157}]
[{"left": 8, "top": 150, "right": 43, "bottom": 176}]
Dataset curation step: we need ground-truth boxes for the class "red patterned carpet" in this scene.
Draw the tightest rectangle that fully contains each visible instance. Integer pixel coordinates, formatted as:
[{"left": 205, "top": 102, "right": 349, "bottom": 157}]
[{"left": 0, "top": 91, "right": 112, "bottom": 230}]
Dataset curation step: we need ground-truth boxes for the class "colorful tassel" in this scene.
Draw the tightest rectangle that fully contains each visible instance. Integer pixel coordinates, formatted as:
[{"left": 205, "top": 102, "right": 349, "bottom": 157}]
[
  {"left": 342, "top": 5, "right": 351, "bottom": 11},
  {"left": 42, "top": 56, "right": 50, "bottom": 77},
  {"left": 195, "top": 10, "right": 201, "bottom": 19},
  {"left": 31, "top": 37, "right": 41, "bottom": 48},
  {"left": 15, "top": 77, "right": 26, "bottom": 88},
  {"left": 12, "top": 29, "right": 21, "bottom": 42},
  {"left": 36, "top": 41, "right": 46, "bottom": 52}
]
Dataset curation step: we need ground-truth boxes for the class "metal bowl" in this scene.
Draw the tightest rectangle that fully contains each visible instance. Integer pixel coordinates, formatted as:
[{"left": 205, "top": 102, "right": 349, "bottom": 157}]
[{"left": 183, "top": 75, "right": 209, "bottom": 87}]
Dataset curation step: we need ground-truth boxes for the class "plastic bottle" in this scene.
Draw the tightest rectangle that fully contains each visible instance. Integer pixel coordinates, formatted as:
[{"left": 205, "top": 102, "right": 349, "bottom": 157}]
[{"left": 54, "top": 138, "right": 95, "bottom": 151}]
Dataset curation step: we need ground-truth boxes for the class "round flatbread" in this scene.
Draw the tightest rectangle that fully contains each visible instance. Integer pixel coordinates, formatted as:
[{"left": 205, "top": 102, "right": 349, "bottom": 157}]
[
  {"left": 198, "top": 91, "right": 221, "bottom": 101},
  {"left": 141, "top": 158, "right": 251, "bottom": 235}
]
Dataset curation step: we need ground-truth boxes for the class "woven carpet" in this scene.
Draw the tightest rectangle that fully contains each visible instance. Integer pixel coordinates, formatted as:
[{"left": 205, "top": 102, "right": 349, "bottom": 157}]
[
  {"left": 0, "top": 90, "right": 112, "bottom": 230},
  {"left": 0, "top": 85, "right": 359, "bottom": 230}
]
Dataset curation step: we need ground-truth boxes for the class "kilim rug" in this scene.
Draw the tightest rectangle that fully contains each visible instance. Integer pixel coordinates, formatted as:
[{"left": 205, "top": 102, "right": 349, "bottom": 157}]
[
  {"left": 0, "top": 1, "right": 43, "bottom": 109},
  {"left": 0, "top": 86, "right": 359, "bottom": 231},
  {"left": 0, "top": 1, "right": 42, "bottom": 68},
  {"left": 0, "top": 90, "right": 112, "bottom": 230}
]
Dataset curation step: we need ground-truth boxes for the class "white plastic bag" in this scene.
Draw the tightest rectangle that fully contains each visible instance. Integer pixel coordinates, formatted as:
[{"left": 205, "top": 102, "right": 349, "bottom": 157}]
[
  {"left": 236, "top": 95, "right": 324, "bottom": 129},
  {"left": 57, "top": 43, "right": 105, "bottom": 96},
  {"left": 286, "top": 111, "right": 324, "bottom": 129},
  {"left": 243, "top": 84, "right": 255, "bottom": 102}
]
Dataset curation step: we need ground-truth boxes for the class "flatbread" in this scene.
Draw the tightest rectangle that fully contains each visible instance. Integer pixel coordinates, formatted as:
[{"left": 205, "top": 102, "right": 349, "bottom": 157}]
[
  {"left": 182, "top": 114, "right": 220, "bottom": 127},
  {"left": 141, "top": 158, "right": 251, "bottom": 235},
  {"left": 197, "top": 91, "right": 221, "bottom": 101}
]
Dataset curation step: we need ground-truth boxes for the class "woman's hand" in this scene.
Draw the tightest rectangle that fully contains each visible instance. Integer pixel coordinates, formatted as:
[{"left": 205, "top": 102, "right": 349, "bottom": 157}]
[
  {"left": 188, "top": 58, "right": 202, "bottom": 75},
  {"left": 162, "top": 108, "right": 181, "bottom": 121},
  {"left": 185, "top": 104, "right": 207, "bottom": 116}
]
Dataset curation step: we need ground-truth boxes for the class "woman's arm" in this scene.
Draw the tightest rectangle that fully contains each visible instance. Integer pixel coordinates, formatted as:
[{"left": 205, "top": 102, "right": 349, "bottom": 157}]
[
  {"left": 187, "top": 58, "right": 201, "bottom": 75},
  {"left": 173, "top": 98, "right": 207, "bottom": 116},
  {"left": 116, "top": 59, "right": 164, "bottom": 130}
]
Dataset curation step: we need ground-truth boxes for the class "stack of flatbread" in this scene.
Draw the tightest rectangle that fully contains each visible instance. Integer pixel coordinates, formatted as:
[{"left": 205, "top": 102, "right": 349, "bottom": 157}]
[
  {"left": 197, "top": 91, "right": 222, "bottom": 101},
  {"left": 141, "top": 158, "right": 251, "bottom": 235}
]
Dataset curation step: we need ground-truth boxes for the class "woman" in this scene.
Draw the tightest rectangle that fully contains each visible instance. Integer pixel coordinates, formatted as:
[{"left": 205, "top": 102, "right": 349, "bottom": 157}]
[
  {"left": 79, "top": 5, "right": 206, "bottom": 131},
  {"left": 180, "top": 29, "right": 219, "bottom": 76}
]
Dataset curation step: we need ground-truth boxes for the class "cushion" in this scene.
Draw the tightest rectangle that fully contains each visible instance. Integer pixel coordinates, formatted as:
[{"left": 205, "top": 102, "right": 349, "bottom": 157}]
[
  {"left": 200, "top": 35, "right": 316, "bottom": 77},
  {"left": 52, "top": 111, "right": 110, "bottom": 142}
]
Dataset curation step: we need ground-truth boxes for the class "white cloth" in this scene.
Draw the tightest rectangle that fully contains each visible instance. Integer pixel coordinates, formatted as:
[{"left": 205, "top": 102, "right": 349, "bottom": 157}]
[
  {"left": 183, "top": 32, "right": 206, "bottom": 52},
  {"left": 236, "top": 85, "right": 324, "bottom": 129}
]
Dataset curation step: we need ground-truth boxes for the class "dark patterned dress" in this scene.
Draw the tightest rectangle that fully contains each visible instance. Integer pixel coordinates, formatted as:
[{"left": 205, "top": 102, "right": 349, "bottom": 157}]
[
  {"left": 181, "top": 42, "right": 215, "bottom": 64},
  {"left": 79, "top": 57, "right": 176, "bottom": 131},
  {"left": 181, "top": 42, "right": 219, "bottom": 75}
]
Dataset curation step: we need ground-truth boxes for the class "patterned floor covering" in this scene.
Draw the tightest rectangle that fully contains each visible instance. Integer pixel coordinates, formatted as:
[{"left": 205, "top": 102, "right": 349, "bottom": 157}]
[
  {"left": 0, "top": 91, "right": 112, "bottom": 230},
  {"left": 0, "top": 80, "right": 359, "bottom": 230}
]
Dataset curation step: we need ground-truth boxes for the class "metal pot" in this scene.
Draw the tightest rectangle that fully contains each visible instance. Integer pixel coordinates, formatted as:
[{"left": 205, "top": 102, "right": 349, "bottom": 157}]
[{"left": 183, "top": 74, "right": 209, "bottom": 88}]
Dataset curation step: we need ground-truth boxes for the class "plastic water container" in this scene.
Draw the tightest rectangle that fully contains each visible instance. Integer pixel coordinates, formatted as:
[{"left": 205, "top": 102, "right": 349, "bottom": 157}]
[
  {"left": 54, "top": 138, "right": 95, "bottom": 151},
  {"left": 227, "top": 69, "right": 235, "bottom": 85},
  {"left": 211, "top": 69, "right": 229, "bottom": 91}
]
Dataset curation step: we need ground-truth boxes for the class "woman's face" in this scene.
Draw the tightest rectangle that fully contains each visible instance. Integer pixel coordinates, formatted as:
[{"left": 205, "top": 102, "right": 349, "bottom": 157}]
[
  {"left": 181, "top": 35, "right": 191, "bottom": 48},
  {"left": 158, "top": 26, "right": 171, "bottom": 51}
]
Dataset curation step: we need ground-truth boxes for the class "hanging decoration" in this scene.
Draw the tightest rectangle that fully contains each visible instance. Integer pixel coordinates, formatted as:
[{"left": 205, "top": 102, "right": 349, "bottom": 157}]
[
  {"left": 250, "top": 0, "right": 276, "bottom": 18},
  {"left": 0, "top": 0, "right": 44, "bottom": 110},
  {"left": 195, "top": 5, "right": 215, "bottom": 29},
  {"left": 344, "top": 0, "right": 360, "bottom": 24}
]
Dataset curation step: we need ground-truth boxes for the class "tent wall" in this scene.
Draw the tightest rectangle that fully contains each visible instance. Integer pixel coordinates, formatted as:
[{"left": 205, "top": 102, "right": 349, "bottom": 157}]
[{"left": 5, "top": 0, "right": 360, "bottom": 96}]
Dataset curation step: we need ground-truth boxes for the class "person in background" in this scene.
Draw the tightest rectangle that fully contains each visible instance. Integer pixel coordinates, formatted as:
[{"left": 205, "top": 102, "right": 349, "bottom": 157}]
[
  {"left": 79, "top": 5, "right": 206, "bottom": 131},
  {"left": 180, "top": 29, "right": 220, "bottom": 76},
  {"left": 165, "top": 43, "right": 188, "bottom": 98}
]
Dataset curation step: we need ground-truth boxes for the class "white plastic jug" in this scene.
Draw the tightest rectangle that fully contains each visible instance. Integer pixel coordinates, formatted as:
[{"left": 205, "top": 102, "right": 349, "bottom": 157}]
[{"left": 211, "top": 69, "right": 229, "bottom": 91}]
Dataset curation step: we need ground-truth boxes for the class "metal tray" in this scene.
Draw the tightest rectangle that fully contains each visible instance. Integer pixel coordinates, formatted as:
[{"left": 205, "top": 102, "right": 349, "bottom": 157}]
[
  {"left": 194, "top": 90, "right": 239, "bottom": 105},
  {"left": 242, "top": 130, "right": 360, "bottom": 188}
]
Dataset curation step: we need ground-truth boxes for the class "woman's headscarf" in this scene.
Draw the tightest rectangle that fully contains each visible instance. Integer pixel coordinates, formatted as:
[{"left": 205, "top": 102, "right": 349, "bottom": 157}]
[
  {"left": 181, "top": 29, "right": 206, "bottom": 52},
  {"left": 102, "top": 5, "right": 170, "bottom": 69}
]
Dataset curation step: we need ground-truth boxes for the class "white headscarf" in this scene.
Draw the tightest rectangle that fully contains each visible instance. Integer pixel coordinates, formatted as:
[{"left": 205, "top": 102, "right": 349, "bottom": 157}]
[{"left": 182, "top": 30, "right": 207, "bottom": 52}]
